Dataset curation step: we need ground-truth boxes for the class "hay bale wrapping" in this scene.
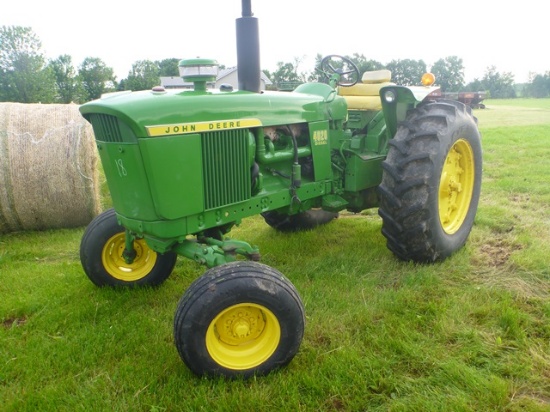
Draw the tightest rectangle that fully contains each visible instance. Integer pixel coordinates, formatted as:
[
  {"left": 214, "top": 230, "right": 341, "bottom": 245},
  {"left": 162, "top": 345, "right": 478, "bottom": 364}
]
[{"left": 0, "top": 103, "right": 100, "bottom": 234}]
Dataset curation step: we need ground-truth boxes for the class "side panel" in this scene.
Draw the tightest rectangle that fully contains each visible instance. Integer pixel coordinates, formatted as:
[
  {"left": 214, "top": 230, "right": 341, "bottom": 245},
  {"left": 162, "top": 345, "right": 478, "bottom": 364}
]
[
  {"left": 97, "top": 142, "right": 157, "bottom": 220},
  {"left": 308, "top": 121, "right": 333, "bottom": 181},
  {"left": 139, "top": 134, "right": 204, "bottom": 220},
  {"left": 344, "top": 155, "right": 384, "bottom": 192}
]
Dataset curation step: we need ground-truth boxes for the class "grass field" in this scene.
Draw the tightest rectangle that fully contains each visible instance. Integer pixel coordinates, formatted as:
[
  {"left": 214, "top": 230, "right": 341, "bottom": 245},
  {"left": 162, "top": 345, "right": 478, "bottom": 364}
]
[{"left": 1, "top": 99, "right": 550, "bottom": 411}]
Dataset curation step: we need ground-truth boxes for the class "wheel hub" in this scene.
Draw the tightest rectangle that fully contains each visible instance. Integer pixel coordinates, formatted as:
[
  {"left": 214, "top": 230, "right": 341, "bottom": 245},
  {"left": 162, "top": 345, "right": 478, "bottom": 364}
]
[
  {"left": 218, "top": 307, "right": 262, "bottom": 345},
  {"left": 232, "top": 319, "right": 251, "bottom": 338},
  {"left": 102, "top": 233, "right": 157, "bottom": 281},
  {"left": 439, "top": 138, "right": 475, "bottom": 235},
  {"left": 206, "top": 303, "right": 281, "bottom": 370}
]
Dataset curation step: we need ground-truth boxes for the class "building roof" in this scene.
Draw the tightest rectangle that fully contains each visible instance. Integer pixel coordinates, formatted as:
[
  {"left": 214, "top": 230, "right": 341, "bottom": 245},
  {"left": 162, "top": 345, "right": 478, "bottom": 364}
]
[
  {"left": 217, "top": 66, "right": 272, "bottom": 85},
  {"left": 160, "top": 76, "right": 190, "bottom": 88},
  {"left": 160, "top": 66, "right": 272, "bottom": 89}
]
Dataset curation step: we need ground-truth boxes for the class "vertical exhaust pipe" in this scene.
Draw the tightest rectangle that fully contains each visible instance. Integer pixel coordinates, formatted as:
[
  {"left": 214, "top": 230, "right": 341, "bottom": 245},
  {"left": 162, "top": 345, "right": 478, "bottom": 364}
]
[{"left": 236, "top": 0, "right": 261, "bottom": 92}]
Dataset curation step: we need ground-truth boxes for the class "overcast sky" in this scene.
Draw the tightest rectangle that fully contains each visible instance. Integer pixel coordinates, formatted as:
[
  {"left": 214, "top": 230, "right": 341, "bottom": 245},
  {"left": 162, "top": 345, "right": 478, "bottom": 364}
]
[{"left": 2, "top": 0, "right": 547, "bottom": 84}]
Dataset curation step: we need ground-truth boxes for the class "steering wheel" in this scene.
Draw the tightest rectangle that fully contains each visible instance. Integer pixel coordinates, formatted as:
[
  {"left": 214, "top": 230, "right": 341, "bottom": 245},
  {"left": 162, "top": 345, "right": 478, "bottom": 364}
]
[{"left": 320, "top": 55, "right": 360, "bottom": 87}]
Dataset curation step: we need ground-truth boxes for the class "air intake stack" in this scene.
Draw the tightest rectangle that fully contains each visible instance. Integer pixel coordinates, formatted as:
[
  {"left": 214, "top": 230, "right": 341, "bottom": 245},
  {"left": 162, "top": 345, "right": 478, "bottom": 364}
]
[{"left": 236, "top": 0, "right": 261, "bottom": 93}]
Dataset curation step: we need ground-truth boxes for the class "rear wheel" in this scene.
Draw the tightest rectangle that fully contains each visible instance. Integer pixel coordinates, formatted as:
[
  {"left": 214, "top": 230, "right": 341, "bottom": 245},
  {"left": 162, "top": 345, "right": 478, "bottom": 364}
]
[
  {"left": 261, "top": 209, "right": 338, "bottom": 232},
  {"left": 378, "top": 100, "right": 482, "bottom": 262},
  {"left": 174, "top": 261, "right": 305, "bottom": 378},
  {"left": 80, "top": 208, "right": 177, "bottom": 287}
]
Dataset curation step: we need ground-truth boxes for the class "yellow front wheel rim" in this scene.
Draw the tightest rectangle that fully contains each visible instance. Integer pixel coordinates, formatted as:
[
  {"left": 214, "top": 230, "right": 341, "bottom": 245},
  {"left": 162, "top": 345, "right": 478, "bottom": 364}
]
[
  {"left": 101, "top": 233, "right": 157, "bottom": 281},
  {"left": 439, "top": 138, "right": 475, "bottom": 234},
  {"left": 206, "top": 303, "right": 281, "bottom": 370}
]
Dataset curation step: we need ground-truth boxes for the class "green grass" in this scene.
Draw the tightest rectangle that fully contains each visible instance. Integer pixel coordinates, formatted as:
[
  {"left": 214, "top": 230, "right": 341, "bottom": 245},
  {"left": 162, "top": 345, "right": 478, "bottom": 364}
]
[{"left": 2, "top": 99, "right": 550, "bottom": 411}]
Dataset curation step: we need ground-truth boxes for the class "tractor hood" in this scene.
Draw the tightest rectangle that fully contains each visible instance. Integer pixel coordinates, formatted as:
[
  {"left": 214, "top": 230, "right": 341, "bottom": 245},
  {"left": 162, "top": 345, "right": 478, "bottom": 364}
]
[{"left": 80, "top": 84, "right": 347, "bottom": 139}]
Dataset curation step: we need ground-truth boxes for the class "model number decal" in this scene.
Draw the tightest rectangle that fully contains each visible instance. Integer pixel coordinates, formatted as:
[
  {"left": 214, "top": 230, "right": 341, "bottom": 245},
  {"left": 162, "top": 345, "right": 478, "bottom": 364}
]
[
  {"left": 313, "top": 130, "right": 328, "bottom": 145},
  {"left": 146, "top": 118, "right": 262, "bottom": 137}
]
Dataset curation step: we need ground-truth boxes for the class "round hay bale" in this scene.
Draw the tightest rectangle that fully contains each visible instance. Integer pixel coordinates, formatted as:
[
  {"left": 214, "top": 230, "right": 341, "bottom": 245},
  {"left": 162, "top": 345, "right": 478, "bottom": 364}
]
[{"left": 0, "top": 103, "right": 100, "bottom": 233}]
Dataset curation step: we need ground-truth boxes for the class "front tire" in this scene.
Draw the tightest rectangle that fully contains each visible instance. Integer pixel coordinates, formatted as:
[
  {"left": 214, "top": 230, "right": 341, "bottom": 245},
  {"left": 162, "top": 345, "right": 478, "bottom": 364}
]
[
  {"left": 378, "top": 100, "right": 482, "bottom": 262},
  {"left": 80, "top": 208, "right": 177, "bottom": 287},
  {"left": 174, "top": 261, "right": 305, "bottom": 378}
]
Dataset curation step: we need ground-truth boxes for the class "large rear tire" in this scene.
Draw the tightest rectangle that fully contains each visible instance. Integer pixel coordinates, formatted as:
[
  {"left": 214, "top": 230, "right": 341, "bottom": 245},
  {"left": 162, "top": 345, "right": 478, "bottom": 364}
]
[
  {"left": 261, "top": 209, "right": 338, "bottom": 232},
  {"left": 174, "top": 261, "right": 305, "bottom": 378},
  {"left": 378, "top": 100, "right": 482, "bottom": 262},
  {"left": 80, "top": 208, "right": 177, "bottom": 287}
]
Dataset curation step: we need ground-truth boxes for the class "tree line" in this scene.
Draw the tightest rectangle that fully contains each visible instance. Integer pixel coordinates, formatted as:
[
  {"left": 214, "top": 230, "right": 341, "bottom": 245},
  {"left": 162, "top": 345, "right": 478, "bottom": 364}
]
[
  {"left": 265, "top": 54, "right": 550, "bottom": 99},
  {"left": 0, "top": 26, "right": 181, "bottom": 104},
  {"left": 2, "top": 26, "right": 549, "bottom": 104}
]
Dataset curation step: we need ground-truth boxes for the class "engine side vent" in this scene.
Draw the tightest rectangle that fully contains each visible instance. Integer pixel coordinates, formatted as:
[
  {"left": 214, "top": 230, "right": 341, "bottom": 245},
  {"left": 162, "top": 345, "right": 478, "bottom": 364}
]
[
  {"left": 202, "top": 129, "right": 251, "bottom": 210},
  {"left": 88, "top": 114, "right": 123, "bottom": 143}
]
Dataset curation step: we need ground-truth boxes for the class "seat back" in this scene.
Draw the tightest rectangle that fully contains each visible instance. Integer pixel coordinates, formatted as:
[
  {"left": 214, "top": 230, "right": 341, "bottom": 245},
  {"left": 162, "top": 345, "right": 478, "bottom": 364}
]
[{"left": 338, "top": 70, "right": 393, "bottom": 110}]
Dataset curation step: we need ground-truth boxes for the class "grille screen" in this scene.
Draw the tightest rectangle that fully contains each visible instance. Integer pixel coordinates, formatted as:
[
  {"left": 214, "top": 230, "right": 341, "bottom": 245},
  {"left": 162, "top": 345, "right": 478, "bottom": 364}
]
[
  {"left": 88, "top": 114, "right": 123, "bottom": 143},
  {"left": 202, "top": 129, "right": 251, "bottom": 210}
]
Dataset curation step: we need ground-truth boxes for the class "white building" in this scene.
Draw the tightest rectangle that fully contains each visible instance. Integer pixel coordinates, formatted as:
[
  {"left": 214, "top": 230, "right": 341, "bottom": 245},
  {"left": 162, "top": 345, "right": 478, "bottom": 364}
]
[{"left": 160, "top": 66, "right": 272, "bottom": 91}]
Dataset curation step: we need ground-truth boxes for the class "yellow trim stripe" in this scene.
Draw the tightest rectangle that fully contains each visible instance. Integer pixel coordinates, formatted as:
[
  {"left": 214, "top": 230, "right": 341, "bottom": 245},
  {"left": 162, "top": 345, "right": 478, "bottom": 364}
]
[{"left": 146, "top": 118, "right": 262, "bottom": 137}]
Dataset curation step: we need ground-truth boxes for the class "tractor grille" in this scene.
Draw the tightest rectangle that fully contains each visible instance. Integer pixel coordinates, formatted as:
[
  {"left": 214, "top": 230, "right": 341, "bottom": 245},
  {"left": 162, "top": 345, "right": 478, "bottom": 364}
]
[
  {"left": 202, "top": 129, "right": 251, "bottom": 210},
  {"left": 88, "top": 114, "right": 123, "bottom": 143}
]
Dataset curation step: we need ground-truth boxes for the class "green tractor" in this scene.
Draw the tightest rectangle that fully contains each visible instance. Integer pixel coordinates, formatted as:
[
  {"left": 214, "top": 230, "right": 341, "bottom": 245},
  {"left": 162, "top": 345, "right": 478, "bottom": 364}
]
[{"left": 79, "top": 0, "right": 482, "bottom": 378}]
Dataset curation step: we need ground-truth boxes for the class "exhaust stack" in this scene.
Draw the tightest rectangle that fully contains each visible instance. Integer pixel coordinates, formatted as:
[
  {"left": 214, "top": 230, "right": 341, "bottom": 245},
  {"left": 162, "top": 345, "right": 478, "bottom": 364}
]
[{"left": 236, "top": 0, "right": 261, "bottom": 93}]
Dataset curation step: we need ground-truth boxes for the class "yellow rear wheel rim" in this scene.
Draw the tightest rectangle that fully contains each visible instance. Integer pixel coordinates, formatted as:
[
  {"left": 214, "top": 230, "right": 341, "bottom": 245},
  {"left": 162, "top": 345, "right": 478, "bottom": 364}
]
[
  {"left": 206, "top": 303, "right": 281, "bottom": 370},
  {"left": 101, "top": 233, "right": 157, "bottom": 281},
  {"left": 439, "top": 138, "right": 475, "bottom": 234}
]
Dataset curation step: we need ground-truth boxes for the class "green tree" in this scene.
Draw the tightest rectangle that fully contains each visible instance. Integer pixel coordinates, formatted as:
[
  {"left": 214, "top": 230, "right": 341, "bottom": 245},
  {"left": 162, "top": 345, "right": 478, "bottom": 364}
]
[
  {"left": 78, "top": 57, "right": 116, "bottom": 101},
  {"left": 308, "top": 54, "right": 383, "bottom": 84},
  {"left": 307, "top": 54, "right": 325, "bottom": 83},
  {"left": 346, "top": 53, "right": 384, "bottom": 76},
  {"left": 385, "top": 59, "right": 427, "bottom": 86},
  {"left": 464, "top": 78, "right": 485, "bottom": 93},
  {"left": 430, "top": 56, "right": 465, "bottom": 92},
  {"left": 48, "top": 54, "right": 85, "bottom": 103},
  {"left": 0, "top": 26, "right": 56, "bottom": 103},
  {"left": 523, "top": 72, "right": 550, "bottom": 98},
  {"left": 481, "top": 66, "right": 516, "bottom": 98},
  {"left": 158, "top": 58, "right": 180, "bottom": 77},
  {"left": 268, "top": 58, "right": 306, "bottom": 90},
  {"left": 124, "top": 60, "right": 161, "bottom": 91}
]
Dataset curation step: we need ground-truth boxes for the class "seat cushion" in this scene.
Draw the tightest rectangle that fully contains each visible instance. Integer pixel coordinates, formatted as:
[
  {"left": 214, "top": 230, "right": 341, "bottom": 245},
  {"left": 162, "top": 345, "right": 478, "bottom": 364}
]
[
  {"left": 361, "top": 69, "right": 392, "bottom": 83},
  {"left": 338, "top": 69, "right": 393, "bottom": 110},
  {"left": 338, "top": 82, "right": 393, "bottom": 97},
  {"left": 342, "top": 95, "right": 383, "bottom": 111}
]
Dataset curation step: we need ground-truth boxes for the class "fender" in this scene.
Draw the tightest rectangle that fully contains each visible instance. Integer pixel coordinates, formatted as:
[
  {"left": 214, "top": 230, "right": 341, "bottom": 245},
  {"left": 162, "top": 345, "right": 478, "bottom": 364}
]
[{"left": 380, "top": 84, "right": 440, "bottom": 137}]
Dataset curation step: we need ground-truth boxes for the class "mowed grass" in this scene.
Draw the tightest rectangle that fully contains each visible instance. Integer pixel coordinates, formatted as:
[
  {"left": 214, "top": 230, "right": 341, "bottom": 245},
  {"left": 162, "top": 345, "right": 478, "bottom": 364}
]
[{"left": 1, "top": 99, "right": 550, "bottom": 411}]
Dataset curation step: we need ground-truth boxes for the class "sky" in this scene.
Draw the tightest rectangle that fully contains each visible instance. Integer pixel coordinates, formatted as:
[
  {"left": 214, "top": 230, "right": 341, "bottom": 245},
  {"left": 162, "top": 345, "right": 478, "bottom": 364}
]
[{"left": 2, "top": 0, "right": 548, "bottom": 84}]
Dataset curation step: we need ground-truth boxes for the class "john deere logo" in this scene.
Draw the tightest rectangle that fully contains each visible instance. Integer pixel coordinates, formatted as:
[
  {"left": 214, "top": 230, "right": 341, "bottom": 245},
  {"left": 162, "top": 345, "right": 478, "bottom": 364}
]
[{"left": 146, "top": 119, "right": 262, "bottom": 137}]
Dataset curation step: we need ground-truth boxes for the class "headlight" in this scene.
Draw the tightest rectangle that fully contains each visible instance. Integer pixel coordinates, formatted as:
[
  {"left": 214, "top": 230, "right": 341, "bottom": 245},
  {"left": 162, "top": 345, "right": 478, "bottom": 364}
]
[{"left": 384, "top": 90, "right": 396, "bottom": 103}]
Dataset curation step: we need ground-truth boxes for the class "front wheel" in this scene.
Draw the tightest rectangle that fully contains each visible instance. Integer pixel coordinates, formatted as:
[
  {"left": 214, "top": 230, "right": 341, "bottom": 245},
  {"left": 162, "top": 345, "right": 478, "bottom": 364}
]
[
  {"left": 80, "top": 208, "right": 177, "bottom": 287},
  {"left": 174, "top": 261, "right": 305, "bottom": 378},
  {"left": 378, "top": 100, "right": 482, "bottom": 262}
]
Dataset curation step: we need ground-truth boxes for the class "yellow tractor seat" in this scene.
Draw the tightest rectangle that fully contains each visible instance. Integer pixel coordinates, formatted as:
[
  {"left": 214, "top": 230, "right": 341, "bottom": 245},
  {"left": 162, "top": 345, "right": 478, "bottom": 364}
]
[{"left": 338, "top": 69, "right": 393, "bottom": 110}]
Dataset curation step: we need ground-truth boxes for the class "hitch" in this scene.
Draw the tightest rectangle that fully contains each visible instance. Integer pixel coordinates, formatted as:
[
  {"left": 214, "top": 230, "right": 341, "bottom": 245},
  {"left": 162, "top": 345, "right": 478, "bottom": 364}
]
[{"left": 173, "top": 237, "right": 260, "bottom": 268}]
